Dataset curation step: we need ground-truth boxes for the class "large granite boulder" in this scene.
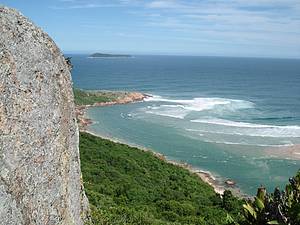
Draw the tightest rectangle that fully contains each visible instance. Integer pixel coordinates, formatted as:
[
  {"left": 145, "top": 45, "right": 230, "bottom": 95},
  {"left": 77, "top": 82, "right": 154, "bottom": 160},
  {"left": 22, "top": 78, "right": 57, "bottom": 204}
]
[{"left": 0, "top": 6, "right": 89, "bottom": 225}]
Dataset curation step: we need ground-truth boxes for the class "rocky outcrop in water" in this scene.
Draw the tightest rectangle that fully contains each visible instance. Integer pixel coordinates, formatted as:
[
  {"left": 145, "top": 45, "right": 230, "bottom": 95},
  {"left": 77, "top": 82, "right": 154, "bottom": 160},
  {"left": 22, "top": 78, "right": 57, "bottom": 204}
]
[{"left": 0, "top": 6, "right": 88, "bottom": 225}]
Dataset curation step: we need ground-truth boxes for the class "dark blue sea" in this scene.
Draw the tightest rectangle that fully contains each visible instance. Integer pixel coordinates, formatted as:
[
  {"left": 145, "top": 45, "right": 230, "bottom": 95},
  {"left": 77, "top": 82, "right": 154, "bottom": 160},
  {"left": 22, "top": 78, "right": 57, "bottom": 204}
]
[{"left": 70, "top": 55, "right": 300, "bottom": 195}]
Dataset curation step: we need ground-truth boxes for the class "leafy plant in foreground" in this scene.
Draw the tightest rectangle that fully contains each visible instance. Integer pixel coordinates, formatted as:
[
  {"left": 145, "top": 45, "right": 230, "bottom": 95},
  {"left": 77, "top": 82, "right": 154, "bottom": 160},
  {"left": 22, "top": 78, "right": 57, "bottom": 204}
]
[{"left": 242, "top": 171, "right": 300, "bottom": 225}]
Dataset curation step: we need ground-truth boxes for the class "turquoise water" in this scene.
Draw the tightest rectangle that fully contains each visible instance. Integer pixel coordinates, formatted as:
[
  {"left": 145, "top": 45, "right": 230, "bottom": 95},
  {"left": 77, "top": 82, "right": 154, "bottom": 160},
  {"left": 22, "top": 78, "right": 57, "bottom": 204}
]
[{"left": 71, "top": 55, "right": 300, "bottom": 195}]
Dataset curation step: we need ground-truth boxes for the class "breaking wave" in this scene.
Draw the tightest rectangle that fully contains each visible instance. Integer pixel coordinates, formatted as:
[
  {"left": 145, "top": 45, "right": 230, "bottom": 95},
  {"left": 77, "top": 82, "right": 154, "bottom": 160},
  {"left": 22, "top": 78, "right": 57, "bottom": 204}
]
[
  {"left": 144, "top": 95, "right": 254, "bottom": 118},
  {"left": 141, "top": 95, "right": 300, "bottom": 146}
]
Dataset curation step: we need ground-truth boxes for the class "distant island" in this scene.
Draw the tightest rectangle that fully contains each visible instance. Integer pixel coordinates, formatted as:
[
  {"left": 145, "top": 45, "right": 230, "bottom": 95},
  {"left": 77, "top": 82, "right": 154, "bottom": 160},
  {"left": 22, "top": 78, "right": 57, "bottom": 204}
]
[{"left": 89, "top": 52, "right": 131, "bottom": 58}]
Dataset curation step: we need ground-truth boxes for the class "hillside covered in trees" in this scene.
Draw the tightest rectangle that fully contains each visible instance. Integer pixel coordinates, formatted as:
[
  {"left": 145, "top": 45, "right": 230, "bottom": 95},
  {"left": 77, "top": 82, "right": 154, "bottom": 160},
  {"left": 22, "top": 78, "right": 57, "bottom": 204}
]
[{"left": 80, "top": 132, "right": 300, "bottom": 225}]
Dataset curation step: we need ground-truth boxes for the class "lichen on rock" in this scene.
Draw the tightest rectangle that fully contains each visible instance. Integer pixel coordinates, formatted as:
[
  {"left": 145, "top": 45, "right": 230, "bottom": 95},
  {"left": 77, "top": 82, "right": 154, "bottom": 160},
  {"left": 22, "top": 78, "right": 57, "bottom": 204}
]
[{"left": 0, "top": 6, "right": 89, "bottom": 225}]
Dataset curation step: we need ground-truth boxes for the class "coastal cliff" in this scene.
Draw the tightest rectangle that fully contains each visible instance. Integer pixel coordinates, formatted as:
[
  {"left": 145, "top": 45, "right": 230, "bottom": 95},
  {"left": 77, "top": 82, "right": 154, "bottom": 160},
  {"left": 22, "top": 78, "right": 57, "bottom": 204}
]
[{"left": 0, "top": 6, "right": 88, "bottom": 225}]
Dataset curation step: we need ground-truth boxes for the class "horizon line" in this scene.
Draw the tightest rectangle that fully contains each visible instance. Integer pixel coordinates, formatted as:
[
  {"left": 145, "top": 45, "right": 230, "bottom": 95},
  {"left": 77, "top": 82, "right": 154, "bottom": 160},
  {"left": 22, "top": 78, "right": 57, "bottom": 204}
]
[{"left": 63, "top": 51, "right": 300, "bottom": 60}]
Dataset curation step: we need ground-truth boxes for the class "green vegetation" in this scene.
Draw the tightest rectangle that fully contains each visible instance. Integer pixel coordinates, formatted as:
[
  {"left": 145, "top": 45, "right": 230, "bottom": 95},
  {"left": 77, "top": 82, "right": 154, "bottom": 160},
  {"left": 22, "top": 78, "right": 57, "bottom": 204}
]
[
  {"left": 74, "top": 89, "right": 123, "bottom": 106},
  {"left": 242, "top": 171, "right": 300, "bottom": 225},
  {"left": 80, "top": 132, "right": 243, "bottom": 225},
  {"left": 79, "top": 132, "right": 299, "bottom": 225}
]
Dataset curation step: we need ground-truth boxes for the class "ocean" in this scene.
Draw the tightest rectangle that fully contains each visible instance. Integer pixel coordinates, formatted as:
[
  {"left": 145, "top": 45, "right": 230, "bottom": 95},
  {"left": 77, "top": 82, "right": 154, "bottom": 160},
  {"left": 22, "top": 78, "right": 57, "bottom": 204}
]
[{"left": 70, "top": 54, "right": 300, "bottom": 195}]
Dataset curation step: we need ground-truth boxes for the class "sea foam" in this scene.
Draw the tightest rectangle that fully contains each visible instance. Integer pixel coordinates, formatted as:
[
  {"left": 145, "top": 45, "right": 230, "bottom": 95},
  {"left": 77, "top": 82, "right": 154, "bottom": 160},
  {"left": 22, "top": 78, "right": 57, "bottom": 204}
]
[
  {"left": 142, "top": 95, "right": 300, "bottom": 146},
  {"left": 144, "top": 95, "right": 254, "bottom": 118},
  {"left": 190, "top": 118, "right": 300, "bottom": 138}
]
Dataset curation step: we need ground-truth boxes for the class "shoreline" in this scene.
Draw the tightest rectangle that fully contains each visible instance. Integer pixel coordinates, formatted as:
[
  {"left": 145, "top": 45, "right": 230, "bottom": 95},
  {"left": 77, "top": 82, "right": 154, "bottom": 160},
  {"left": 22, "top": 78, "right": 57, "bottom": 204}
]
[
  {"left": 84, "top": 130, "right": 245, "bottom": 197},
  {"left": 75, "top": 91, "right": 246, "bottom": 197}
]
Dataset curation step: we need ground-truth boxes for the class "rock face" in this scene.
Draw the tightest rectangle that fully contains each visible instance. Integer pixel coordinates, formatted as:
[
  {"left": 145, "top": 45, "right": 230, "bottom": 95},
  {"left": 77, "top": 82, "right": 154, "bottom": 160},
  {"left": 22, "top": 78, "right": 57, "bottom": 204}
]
[{"left": 0, "top": 6, "right": 88, "bottom": 225}]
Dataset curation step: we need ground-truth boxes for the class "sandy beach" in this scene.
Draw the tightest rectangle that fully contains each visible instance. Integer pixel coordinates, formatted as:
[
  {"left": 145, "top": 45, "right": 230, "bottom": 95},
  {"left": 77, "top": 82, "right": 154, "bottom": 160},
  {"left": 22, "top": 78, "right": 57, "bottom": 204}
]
[{"left": 265, "top": 144, "right": 300, "bottom": 160}]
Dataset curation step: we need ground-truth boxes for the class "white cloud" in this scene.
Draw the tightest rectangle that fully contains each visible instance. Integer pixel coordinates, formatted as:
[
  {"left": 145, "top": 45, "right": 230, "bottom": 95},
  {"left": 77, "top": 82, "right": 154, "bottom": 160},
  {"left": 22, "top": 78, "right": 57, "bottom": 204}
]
[
  {"left": 51, "top": 0, "right": 130, "bottom": 9},
  {"left": 59, "top": 0, "right": 77, "bottom": 2},
  {"left": 69, "top": 3, "right": 121, "bottom": 9},
  {"left": 50, "top": 0, "right": 300, "bottom": 56},
  {"left": 140, "top": 1, "right": 300, "bottom": 56},
  {"left": 146, "top": 0, "right": 181, "bottom": 9}
]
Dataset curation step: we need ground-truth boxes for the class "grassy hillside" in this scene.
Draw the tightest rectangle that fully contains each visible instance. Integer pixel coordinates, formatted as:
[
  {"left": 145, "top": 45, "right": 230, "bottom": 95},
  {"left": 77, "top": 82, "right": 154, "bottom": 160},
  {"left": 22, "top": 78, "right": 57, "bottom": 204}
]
[
  {"left": 74, "top": 89, "right": 121, "bottom": 106},
  {"left": 79, "top": 132, "right": 243, "bottom": 225}
]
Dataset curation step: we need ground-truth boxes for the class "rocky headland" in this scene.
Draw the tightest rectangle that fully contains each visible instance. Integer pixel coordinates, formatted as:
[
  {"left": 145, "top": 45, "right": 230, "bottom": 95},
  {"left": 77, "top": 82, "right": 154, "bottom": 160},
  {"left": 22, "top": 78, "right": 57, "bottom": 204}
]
[{"left": 74, "top": 89, "right": 148, "bottom": 130}]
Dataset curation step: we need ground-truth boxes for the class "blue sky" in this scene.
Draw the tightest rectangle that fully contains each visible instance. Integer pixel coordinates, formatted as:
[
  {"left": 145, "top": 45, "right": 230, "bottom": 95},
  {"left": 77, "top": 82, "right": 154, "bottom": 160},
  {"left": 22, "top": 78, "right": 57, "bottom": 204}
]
[{"left": 2, "top": 0, "right": 300, "bottom": 58}]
